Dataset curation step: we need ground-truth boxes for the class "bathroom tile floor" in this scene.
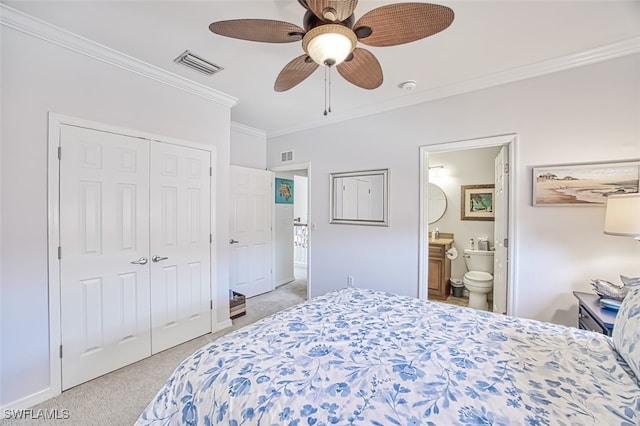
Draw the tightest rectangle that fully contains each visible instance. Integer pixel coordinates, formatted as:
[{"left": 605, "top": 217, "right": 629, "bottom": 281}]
[
  {"left": 443, "top": 295, "right": 469, "bottom": 308},
  {"left": 441, "top": 295, "right": 495, "bottom": 313}
]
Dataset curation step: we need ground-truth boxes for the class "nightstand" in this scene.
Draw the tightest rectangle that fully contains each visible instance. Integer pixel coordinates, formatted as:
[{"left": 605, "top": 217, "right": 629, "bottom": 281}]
[{"left": 573, "top": 291, "right": 618, "bottom": 336}]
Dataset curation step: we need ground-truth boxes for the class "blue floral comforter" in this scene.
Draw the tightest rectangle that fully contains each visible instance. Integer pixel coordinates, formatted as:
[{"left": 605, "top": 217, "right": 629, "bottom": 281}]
[{"left": 137, "top": 288, "right": 640, "bottom": 425}]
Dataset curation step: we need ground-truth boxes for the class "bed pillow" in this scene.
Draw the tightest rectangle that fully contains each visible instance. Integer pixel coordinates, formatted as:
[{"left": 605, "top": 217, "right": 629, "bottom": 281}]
[{"left": 612, "top": 285, "right": 640, "bottom": 379}]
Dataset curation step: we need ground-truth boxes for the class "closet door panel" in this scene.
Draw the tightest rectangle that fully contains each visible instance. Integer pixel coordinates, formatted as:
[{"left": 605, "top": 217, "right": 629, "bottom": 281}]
[
  {"left": 59, "top": 125, "right": 151, "bottom": 390},
  {"left": 150, "top": 142, "right": 212, "bottom": 354}
]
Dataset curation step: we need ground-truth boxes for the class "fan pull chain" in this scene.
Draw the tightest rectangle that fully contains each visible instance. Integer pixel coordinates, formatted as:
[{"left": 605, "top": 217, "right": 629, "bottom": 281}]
[
  {"left": 328, "top": 65, "right": 332, "bottom": 114},
  {"left": 323, "top": 66, "right": 328, "bottom": 116},
  {"left": 323, "top": 65, "right": 333, "bottom": 116}
]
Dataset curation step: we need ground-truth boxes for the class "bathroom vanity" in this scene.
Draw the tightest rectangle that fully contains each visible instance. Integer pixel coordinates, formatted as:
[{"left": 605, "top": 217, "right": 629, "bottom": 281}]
[{"left": 428, "top": 235, "right": 453, "bottom": 300}]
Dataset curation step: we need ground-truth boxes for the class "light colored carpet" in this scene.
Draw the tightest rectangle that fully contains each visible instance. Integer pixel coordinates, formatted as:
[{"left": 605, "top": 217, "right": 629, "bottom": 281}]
[{"left": 2, "top": 277, "right": 307, "bottom": 426}]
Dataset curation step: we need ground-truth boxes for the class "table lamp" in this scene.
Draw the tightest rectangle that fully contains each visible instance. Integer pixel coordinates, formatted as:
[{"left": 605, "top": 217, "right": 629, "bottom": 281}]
[{"left": 604, "top": 193, "right": 640, "bottom": 240}]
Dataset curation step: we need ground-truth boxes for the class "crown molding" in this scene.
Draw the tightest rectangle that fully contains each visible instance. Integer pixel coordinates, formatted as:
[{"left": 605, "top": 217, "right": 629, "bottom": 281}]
[
  {"left": 268, "top": 37, "right": 640, "bottom": 138},
  {"left": 0, "top": 4, "right": 238, "bottom": 108},
  {"left": 231, "top": 122, "right": 267, "bottom": 138},
  {"left": 2, "top": 4, "right": 637, "bottom": 138}
]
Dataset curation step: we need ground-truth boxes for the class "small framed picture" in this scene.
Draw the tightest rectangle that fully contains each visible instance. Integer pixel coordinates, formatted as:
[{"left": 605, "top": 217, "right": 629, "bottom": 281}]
[
  {"left": 275, "top": 178, "right": 294, "bottom": 204},
  {"left": 461, "top": 184, "right": 494, "bottom": 221}
]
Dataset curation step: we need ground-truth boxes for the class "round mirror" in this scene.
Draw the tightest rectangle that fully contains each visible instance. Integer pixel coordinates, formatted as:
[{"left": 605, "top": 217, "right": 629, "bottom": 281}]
[{"left": 428, "top": 183, "right": 447, "bottom": 224}]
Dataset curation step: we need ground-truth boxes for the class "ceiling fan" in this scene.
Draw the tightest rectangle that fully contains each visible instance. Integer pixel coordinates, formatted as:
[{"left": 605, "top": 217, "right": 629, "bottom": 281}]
[{"left": 209, "top": 1, "right": 454, "bottom": 94}]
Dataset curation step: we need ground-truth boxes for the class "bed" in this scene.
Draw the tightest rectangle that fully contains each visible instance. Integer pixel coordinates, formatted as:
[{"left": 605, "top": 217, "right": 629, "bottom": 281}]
[{"left": 137, "top": 287, "right": 640, "bottom": 425}]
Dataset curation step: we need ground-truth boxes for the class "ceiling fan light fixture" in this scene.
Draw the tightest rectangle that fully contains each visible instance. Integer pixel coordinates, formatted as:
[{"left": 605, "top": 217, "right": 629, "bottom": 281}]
[
  {"left": 302, "top": 24, "right": 356, "bottom": 67},
  {"left": 209, "top": 1, "right": 454, "bottom": 94}
]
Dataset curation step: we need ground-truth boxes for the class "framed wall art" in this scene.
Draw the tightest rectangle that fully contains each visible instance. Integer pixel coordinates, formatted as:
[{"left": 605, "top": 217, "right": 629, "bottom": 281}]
[
  {"left": 275, "top": 177, "right": 294, "bottom": 204},
  {"left": 461, "top": 184, "right": 494, "bottom": 221},
  {"left": 532, "top": 160, "right": 639, "bottom": 206}
]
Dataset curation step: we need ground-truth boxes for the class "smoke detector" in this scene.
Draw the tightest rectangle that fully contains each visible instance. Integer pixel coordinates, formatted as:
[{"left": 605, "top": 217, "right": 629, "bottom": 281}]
[{"left": 399, "top": 80, "right": 417, "bottom": 91}]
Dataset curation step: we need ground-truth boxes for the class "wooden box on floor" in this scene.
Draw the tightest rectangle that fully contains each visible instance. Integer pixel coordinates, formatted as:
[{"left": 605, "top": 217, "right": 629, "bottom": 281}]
[{"left": 229, "top": 290, "right": 246, "bottom": 319}]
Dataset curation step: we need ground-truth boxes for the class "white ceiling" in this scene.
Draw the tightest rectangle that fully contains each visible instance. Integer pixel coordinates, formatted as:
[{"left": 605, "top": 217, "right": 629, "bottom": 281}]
[{"left": 4, "top": 1, "right": 640, "bottom": 136}]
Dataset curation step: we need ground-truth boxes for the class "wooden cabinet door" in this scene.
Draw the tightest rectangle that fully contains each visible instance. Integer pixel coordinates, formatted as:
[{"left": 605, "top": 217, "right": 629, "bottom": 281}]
[
  {"left": 428, "top": 258, "right": 442, "bottom": 292},
  {"left": 428, "top": 243, "right": 451, "bottom": 299}
]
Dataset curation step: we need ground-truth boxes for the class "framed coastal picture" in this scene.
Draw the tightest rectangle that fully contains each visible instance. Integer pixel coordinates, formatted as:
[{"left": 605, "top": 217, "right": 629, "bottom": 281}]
[
  {"left": 461, "top": 184, "right": 494, "bottom": 221},
  {"left": 275, "top": 177, "right": 294, "bottom": 204},
  {"left": 532, "top": 160, "right": 640, "bottom": 206}
]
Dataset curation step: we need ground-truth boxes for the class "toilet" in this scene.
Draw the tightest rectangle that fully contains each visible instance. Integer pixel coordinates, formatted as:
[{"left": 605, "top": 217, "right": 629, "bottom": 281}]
[{"left": 463, "top": 249, "right": 494, "bottom": 311}]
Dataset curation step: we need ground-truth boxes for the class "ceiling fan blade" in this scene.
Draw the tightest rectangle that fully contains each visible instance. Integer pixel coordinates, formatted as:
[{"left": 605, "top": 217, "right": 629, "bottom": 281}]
[
  {"left": 354, "top": 3, "right": 454, "bottom": 47},
  {"left": 274, "top": 55, "right": 319, "bottom": 92},
  {"left": 336, "top": 48, "right": 382, "bottom": 90},
  {"left": 306, "top": 0, "right": 358, "bottom": 22},
  {"left": 209, "top": 19, "right": 305, "bottom": 43}
]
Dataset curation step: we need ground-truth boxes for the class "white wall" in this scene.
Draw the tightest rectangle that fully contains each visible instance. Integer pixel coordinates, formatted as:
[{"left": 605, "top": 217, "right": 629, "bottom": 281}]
[
  {"left": 274, "top": 172, "right": 295, "bottom": 285},
  {"left": 274, "top": 172, "right": 309, "bottom": 283},
  {"left": 230, "top": 123, "right": 267, "bottom": 169},
  {"left": 429, "top": 147, "right": 501, "bottom": 281},
  {"left": 294, "top": 175, "right": 308, "bottom": 265},
  {"left": 0, "top": 25, "right": 233, "bottom": 406},
  {"left": 294, "top": 175, "right": 308, "bottom": 224},
  {"left": 267, "top": 54, "right": 640, "bottom": 326}
]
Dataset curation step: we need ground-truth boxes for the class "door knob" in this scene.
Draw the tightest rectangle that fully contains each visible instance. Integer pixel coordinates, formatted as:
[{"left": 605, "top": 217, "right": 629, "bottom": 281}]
[
  {"left": 229, "top": 239, "right": 239, "bottom": 244},
  {"left": 131, "top": 257, "right": 148, "bottom": 265},
  {"left": 151, "top": 255, "right": 168, "bottom": 263}
]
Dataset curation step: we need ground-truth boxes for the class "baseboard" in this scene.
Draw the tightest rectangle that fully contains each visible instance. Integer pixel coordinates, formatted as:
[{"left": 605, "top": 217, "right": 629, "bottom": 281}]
[
  {"left": 212, "top": 319, "right": 232, "bottom": 334},
  {"left": 0, "top": 387, "right": 57, "bottom": 413},
  {"left": 277, "top": 277, "right": 295, "bottom": 287}
]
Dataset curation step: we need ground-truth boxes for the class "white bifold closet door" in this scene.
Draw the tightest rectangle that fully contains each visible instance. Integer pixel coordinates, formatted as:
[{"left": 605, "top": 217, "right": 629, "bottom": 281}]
[
  {"left": 59, "top": 125, "right": 211, "bottom": 390},
  {"left": 149, "top": 142, "right": 211, "bottom": 354}
]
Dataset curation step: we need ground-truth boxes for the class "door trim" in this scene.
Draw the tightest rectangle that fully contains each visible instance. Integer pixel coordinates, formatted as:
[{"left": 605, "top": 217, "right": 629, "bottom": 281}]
[
  {"left": 418, "top": 134, "right": 517, "bottom": 313},
  {"left": 47, "top": 113, "right": 217, "bottom": 399}
]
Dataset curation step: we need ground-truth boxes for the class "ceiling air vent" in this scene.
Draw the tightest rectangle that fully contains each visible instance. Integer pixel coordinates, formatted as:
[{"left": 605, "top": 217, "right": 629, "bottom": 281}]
[
  {"left": 174, "top": 50, "right": 223, "bottom": 76},
  {"left": 280, "top": 150, "right": 294, "bottom": 163}
]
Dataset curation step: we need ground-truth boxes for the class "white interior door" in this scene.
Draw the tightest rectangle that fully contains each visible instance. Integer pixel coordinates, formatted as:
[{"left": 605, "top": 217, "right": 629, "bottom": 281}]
[
  {"left": 493, "top": 146, "right": 509, "bottom": 314},
  {"left": 150, "top": 142, "right": 212, "bottom": 353},
  {"left": 230, "top": 166, "right": 273, "bottom": 297},
  {"left": 60, "top": 125, "right": 151, "bottom": 390}
]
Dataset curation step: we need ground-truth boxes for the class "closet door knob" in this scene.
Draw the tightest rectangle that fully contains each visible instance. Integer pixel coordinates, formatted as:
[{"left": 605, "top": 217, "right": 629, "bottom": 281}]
[
  {"left": 131, "top": 257, "right": 148, "bottom": 265},
  {"left": 151, "top": 255, "right": 168, "bottom": 263},
  {"left": 229, "top": 239, "right": 239, "bottom": 244}
]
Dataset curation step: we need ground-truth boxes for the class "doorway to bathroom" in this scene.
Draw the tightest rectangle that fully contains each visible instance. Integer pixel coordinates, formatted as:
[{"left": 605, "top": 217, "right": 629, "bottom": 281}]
[{"left": 418, "top": 134, "right": 516, "bottom": 315}]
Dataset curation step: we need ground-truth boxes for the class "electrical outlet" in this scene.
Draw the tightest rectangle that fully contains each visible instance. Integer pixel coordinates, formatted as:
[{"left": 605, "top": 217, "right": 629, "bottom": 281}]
[{"left": 347, "top": 276, "right": 354, "bottom": 287}]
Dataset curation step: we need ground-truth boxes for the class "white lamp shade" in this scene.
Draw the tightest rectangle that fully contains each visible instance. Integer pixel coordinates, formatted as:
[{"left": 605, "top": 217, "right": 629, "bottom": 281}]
[
  {"left": 604, "top": 193, "right": 640, "bottom": 237},
  {"left": 302, "top": 24, "right": 356, "bottom": 67}
]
